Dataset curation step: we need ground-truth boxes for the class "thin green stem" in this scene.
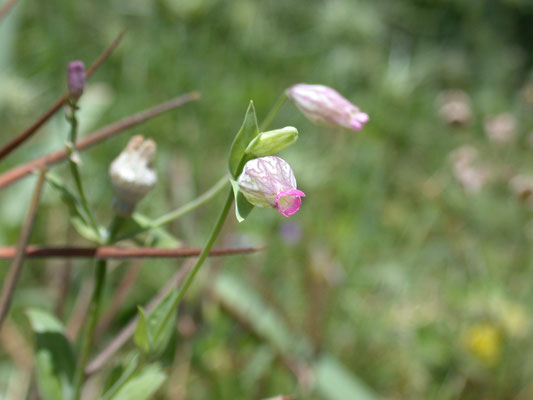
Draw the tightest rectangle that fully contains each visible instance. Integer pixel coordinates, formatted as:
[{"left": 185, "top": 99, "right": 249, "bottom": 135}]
[
  {"left": 72, "top": 258, "right": 107, "bottom": 400},
  {"left": 151, "top": 175, "right": 229, "bottom": 228},
  {"left": 66, "top": 102, "right": 100, "bottom": 237},
  {"left": 72, "top": 216, "right": 123, "bottom": 400},
  {"left": 260, "top": 93, "right": 287, "bottom": 132},
  {"left": 172, "top": 188, "right": 234, "bottom": 308}
]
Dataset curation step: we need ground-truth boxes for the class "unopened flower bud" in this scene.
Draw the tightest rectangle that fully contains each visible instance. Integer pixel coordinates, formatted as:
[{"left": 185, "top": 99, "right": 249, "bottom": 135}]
[
  {"left": 286, "top": 84, "right": 369, "bottom": 131},
  {"left": 109, "top": 135, "right": 157, "bottom": 215},
  {"left": 245, "top": 126, "right": 298, "bottom": 157},
  {"left": 67, "top": 61, "right": 86, "bottom": 100},
  {"left": 238, "top": 156, "right": 305, "bottom": 217}
]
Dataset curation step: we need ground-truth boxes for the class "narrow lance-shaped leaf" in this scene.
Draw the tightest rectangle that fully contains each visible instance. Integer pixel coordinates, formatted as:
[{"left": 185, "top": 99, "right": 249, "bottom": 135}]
[
  {"left": 228, "top": 100, "right": 260, "bottom": 178},
  {"left": 134, "top": 288, "right": 179, "bottom": 357},
  {"left": 103, "top": 361, "right": 166, "bottom": 400},
  {"left": 44, "top": 173, "right": 101, "bottom": 242}
]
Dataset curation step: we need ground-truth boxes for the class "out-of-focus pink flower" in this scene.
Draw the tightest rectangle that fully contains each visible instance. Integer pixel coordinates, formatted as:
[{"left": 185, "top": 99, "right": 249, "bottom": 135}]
[
  {"left": 238, "top": 156, "right": 305, "bottom": 217},
  {"left": 449, "top": 146, "right": 491, "bottom": 194},
  {"left": 67, "top": 61, "right": 86, "bottom": 100},
  {"left": 437, "top": 89, "right": 472, "bottom": 127},
  {"left": 285, "top": 84, "right": 369, "bottom": 131},
  {"left": 484, "top": 113, "right": 516, "bottom": 144}
]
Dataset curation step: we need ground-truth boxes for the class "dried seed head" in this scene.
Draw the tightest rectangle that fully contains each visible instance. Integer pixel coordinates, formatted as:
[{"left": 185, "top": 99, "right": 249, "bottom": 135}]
[{"left": 109, "top": 135, "right": 157, "bottom": 215}]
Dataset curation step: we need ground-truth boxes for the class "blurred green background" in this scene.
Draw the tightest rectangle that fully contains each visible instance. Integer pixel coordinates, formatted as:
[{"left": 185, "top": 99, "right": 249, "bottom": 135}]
[{"left": 1, "top": 0, "right": 533, "bottom": 398}]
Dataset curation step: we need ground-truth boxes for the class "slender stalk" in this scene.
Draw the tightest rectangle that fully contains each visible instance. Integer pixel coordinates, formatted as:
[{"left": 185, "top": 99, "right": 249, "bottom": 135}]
[
  {"left": 0, "top": 92, "right": 199, "bottom": 190},
  {"left": 0, "top": 169, "right": 46, "bottom": 328},
  {"left": 260, "top": 93, "right": 287, "bottom": 132},
  {"left": 72, "top": 216, "right": 123, "bottom": 400},
  {"left": 86, "top": 260, "right": 196, "bottom": 375},
  {"left": 66, "top": 102, "right": 99, "bottom": 235},
  {"left": 0, "top": 245, "right": 263, "bottom": 259},
  {"left": 172, "top": 189, "right": 234, "bottom": 308},
  {"left": 72, "top": 259, "right": 107, "bottom": 400},
  {"left": 0, "top": 29, "right": 126, "bottom": 161},
  {"left": 150, "top": 175, "right": 229, "bottom": 228}
]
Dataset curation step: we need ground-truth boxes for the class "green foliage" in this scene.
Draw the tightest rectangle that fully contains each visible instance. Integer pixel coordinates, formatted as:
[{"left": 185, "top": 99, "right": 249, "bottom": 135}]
[
  {"left": 230, "top": 178, "right": 254, "bottom": 223},
  {"left": 44, "top": 173, "right": 101, "bottom": 242},
  {"left": 134, "top": 288, "right": 179, "bottom": 357},
  {"left": 228, "top": 100, "right": 259, "bottom": 178},
  {"left": 102, "top": 354, "right": 166, "bottom": 400},
  {"left": 26, "top": 309, "right": 75, "bottom": 400},
  {"left": 2, "top": 0, "right": 533, "bottom": 398}
]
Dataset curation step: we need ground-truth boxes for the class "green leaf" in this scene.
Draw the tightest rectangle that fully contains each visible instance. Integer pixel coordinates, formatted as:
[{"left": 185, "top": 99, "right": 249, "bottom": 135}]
[
  {"left": 131, "top": 213, "right": 183, "bottom": 247},
  {"left": 45, "top": 173, "right": 101, "bottom": 242},
  {"left": 213, "top": 272, "right": 310, "bottom": 357},
  {"left": 228, "top": 101, "right": 260, "bottom": 178},
  {"left": 134, "top": 288, "right": 179, "bottom": 356},
  {"left": 230, "top": 179, "right": 254, "bottom": 223},
  {"left": 134, "top": 307, "right": 150, "bottom": 353},
  {"left": 313, "top": 355, "right": 377, "bottom": 400},
  {"left": 102, "top": 353, "right": 140, "bottom": 400},
  {"left": 26, "top": 309, "right": 75, "bottom": 400},
  {"left": 103, "top": 363, "right": 166, "bottom": 400}
]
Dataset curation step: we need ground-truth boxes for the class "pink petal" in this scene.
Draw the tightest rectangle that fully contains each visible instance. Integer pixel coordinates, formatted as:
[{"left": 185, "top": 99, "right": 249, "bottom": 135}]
[{"left": 275, "top": 189, "right": 306, "bottom": 217}]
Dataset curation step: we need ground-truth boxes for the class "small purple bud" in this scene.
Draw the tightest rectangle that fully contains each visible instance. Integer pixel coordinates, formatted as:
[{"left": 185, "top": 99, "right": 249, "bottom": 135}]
[
  {"left": 67, "top": 61, "right": 86, "bottom": 100},
  {"left": 286, "top": 84, "right": 369, "bottom": 131},
  {"left": 238, "top": 156, "right": 306, "bottom": 217}
]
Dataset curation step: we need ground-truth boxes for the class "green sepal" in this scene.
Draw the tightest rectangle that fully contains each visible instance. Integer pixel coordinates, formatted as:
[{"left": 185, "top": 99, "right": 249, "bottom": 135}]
[{"left": 230, "top": 179, "right": 254, "bottom": 223}]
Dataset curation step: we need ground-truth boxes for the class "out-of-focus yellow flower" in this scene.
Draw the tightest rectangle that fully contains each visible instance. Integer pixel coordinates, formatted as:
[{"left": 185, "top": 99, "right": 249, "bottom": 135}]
[{"left": 464, "top": 323, "right": 502, "bottom": 366}]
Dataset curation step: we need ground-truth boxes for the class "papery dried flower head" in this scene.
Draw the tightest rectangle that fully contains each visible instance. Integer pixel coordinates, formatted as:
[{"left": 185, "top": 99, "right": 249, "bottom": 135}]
[
  {"left": 286, "top": 84, "right": 369, "bottom": 131},
  {"left": 484, "top": 113, "right": 516, "bottom": 144},
  {"left": 238, "top": 156, "right": 305, "bottom": 217},
  {"left": 109, "top": 135, "right": 157, "bottom": 215},
  {"left": 437, "top": 89, "right": 472, "bottom": 127},
  {"left": 67, "top": 61, "right": 86, "bottom": 100}
]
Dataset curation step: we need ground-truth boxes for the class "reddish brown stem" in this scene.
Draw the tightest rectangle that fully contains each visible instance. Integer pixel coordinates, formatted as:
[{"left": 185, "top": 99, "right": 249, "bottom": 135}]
[
  {"left": 0, "top": 245, "right": 263, "bottom": 259},
  {"left": 0, "top": 92, "right": 200, "bottom": 189},
  {"left": 0, "top": 170, "right": 46, "bottom": 328},
  {"left": 0, "top": 29, "right": 126, "bottom": 161}
]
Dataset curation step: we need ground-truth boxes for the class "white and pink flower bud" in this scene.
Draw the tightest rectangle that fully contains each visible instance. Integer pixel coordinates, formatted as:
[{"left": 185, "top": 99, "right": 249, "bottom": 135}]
[
  {"left": 237, "top": 156, "right": 305, "bottom": 217},
  {"left": 286, "top": 84, "right": 369, "bottom": 131},
  {"left": 67, "top": 61, "right": 86, "bottom": 100}
]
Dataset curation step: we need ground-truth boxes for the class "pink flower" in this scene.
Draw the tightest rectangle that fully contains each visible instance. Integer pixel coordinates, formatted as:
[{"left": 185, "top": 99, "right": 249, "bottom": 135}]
[
  {"left": 286, "top": 84, "right": 369, "bottom": 131},
  {"left": 67, "top": 61, "right": 86, "bottom": 100},
  {"left": 238, "top": 156, "right": 306, "bottom": 217}
]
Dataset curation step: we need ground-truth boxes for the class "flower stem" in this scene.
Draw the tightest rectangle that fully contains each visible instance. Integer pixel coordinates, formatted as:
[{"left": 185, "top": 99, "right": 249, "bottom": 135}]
[
  {"left": 150, "top": 175, "right": 229, "bottom": 228},
  {"left": 72, "top": 216, "right": 123, "bottom": 400},
  {"left": 260, "top": 93, "right": 287, "bottom": 132},
  {"left": 66, "top": 102, "right": 100, "bottom": 237},
  {"left": 172, "top": 188, "right": 234, "bottom": 308}
]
